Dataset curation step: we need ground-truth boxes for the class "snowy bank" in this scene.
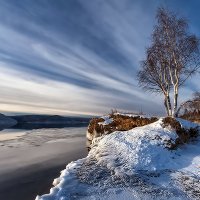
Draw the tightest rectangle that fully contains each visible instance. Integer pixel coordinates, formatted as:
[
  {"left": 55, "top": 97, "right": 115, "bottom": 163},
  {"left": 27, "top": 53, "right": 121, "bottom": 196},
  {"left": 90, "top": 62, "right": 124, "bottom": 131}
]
[
  {"left": 86, "top": 113, "right": 158, "bottom": 149},
  {"left": 36, "top": 117, "right": 200, "bottom": 200}
]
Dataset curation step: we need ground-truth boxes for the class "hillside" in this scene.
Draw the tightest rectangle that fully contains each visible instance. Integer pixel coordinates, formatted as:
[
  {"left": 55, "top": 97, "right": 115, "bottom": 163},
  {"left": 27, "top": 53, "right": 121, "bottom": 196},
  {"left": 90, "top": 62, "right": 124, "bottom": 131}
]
[
  {"left": 10, "top": 115, "right": 90, "bottom": 124},
  {"left": 36, "top": 114, "right": 200, "bottom": 200},
  {"left": 0, "top": 113, "right": 17, "bottom": 129},
  {"left": 7, "top": 115, "right": 91, "bottom": 129}
]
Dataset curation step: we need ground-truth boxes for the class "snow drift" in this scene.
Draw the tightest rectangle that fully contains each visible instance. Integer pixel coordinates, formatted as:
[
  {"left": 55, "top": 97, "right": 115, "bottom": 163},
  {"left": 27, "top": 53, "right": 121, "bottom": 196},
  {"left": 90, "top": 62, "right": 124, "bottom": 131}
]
[{"left": 36, "top": 117, "right": 200, "bottom": 200}]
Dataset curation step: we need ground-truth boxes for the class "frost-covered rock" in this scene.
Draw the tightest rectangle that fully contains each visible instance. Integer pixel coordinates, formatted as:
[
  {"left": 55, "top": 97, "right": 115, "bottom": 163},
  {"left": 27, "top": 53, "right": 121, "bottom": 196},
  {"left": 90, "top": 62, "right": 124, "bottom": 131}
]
[{"left": 36, "top": 118, "right": 200, "bottom": 200}]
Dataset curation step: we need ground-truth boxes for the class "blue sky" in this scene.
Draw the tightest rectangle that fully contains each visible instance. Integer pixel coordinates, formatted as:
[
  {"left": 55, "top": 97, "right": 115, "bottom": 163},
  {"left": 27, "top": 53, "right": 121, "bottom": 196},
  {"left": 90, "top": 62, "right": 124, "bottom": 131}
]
[{"left": 0, "top": 0, "right": 199, "bottom": 116}]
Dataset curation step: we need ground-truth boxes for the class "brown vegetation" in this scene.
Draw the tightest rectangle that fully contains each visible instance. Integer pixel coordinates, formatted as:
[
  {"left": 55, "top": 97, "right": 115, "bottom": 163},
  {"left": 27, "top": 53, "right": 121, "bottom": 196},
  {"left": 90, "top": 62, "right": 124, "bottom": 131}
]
[
  {"left": 162, "top": 117, "right": 199, "bottom": 149},
  {"left": 180, "top": 112, "right": 200, "bottom": 123},
  {"left": 87, "top": 114, "right": 199, "bottom": 151},
  {"left": 87, "top": 113, "right": 158, "bottom": 143},
  {"left": 177, "top": 92, "right": 200, "bottom": 122}
]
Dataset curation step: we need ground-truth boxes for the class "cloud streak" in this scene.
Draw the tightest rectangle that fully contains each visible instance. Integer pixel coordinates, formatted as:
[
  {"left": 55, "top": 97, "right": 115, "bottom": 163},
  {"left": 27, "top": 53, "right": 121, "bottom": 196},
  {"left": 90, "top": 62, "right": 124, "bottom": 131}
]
[{"left": 0, "top": 0, "right": 199, "bottom": 116}]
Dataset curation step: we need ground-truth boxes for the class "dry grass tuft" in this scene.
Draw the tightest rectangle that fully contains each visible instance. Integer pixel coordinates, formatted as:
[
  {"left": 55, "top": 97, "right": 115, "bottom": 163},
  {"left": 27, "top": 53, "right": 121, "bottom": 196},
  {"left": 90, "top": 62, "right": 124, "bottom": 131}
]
[
  {"left": 87, "top": 114, "right": 158, "bottom": 141},
  {"left": 162, "top": 117, "right": 199, "bottom": 149},
  {"left": 87, "top": 115, "right": 199, "bottom": 151}
]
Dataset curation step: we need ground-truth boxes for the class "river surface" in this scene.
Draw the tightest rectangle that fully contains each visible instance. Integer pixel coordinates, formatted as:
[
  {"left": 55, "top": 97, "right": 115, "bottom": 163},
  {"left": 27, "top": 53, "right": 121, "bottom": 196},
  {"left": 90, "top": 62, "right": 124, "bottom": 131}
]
[{"left": 0, "top": 126, "right": 88, "bottom": 200}]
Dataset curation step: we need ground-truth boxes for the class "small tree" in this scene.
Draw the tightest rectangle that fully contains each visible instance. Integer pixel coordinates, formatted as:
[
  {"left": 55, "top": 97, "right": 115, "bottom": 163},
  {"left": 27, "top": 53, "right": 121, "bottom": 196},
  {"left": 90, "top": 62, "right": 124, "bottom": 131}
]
[
  {"left": 176, "top": 92, "right": 200, "bottom": 117},
  {"left": 138, "top": 7, "right": 200, "bottom": 116}
]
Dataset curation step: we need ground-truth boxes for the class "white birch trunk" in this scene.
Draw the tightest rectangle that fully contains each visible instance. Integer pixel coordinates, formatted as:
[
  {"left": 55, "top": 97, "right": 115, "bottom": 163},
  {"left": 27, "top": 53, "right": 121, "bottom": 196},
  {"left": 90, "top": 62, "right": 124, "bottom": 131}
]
[{"left": 173, "top": 86, "right": 178, "bottom": 117}]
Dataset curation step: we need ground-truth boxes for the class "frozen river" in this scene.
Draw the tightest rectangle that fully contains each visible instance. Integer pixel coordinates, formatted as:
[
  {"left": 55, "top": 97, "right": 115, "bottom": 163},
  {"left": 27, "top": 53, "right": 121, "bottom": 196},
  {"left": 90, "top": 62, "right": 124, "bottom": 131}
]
[{"left": 0, "top": 126, "right": 88, "bottom": 200}]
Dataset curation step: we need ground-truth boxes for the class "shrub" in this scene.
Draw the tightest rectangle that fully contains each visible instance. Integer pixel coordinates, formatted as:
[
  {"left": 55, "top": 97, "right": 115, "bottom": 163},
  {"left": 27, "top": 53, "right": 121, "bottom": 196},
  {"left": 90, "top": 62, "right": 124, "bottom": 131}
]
[
  {"left": 162, "top": 117, "right": 182, "bottom": 131},
  {"left": 87, "top": 118, "right": 105, "bottom": 136},
  {"left": 88, "top": 114, "right": 158, "bottom": 139},
  {"left": 162, "top": 117, "right": 199, "bottom": 149}
]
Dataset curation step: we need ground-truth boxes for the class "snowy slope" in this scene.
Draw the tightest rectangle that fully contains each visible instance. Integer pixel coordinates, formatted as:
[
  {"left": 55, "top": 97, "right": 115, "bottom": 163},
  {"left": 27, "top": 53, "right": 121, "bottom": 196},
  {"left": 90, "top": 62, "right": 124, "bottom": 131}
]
[{"left": 36, "top": 118, "right": 200, "bottom": 200}]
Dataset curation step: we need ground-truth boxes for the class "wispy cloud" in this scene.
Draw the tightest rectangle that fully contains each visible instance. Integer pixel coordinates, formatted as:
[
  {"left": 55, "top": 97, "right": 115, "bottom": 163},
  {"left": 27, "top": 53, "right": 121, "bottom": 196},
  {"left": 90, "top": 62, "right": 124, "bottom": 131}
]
[{"left": 0, "top": 0, "right": 199, "bottom": 116}]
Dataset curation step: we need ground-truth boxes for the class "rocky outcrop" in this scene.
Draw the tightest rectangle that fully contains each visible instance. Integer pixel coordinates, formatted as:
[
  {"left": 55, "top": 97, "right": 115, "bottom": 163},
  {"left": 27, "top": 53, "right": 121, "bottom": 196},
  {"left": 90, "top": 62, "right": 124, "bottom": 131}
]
[{"left": 86, "top": 113, "right": 158, "bottom": 149}]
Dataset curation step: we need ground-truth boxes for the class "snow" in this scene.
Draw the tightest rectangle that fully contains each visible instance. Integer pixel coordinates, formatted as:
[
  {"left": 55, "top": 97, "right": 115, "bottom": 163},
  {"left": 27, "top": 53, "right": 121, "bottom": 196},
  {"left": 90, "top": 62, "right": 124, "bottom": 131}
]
[
  {"left": 86, "top": 130, "right": 93, "bottom": 141},
  {"left": 113, "top": 112, "right": 154, "bottom": 119},
  {"left": 176, "top": 118, "right": 198, "bottom": 129},
  {"left": 36, "top": 118, "right": 200, "bottom": 200},
  {"left": 99, "top": 116, "right": 113, "bottom": 125}
]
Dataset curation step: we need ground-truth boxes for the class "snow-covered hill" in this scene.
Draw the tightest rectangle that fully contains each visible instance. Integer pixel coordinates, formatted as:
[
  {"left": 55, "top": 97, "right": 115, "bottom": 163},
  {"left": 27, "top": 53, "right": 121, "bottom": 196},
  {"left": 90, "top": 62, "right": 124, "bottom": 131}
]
[{"left": 36, "top": 117, "right": 200, "bottom": 200}]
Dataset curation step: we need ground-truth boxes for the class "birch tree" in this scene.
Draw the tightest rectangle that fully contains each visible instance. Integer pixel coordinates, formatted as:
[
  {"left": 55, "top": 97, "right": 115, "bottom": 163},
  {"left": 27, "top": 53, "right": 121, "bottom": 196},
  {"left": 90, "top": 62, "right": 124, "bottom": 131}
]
[
  {"left": 156, "top": 8, "right": 200, "bottom": 116},
  {"left": 138, "top": 7, "right": 200, "bottom": 116},
  {"left": 138, "top": 43, "right": 172, "bottom": 116}
]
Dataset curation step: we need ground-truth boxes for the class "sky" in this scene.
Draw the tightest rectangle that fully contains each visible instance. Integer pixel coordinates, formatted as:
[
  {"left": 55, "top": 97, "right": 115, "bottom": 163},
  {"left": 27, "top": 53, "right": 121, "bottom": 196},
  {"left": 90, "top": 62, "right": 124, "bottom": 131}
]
[{"left": 0, "top": 0, "right": 199, "bottom": 116}]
